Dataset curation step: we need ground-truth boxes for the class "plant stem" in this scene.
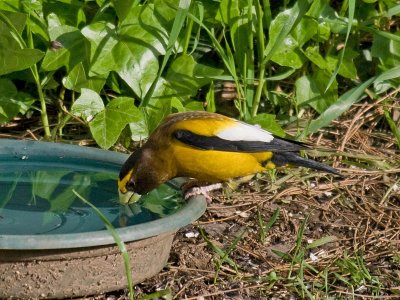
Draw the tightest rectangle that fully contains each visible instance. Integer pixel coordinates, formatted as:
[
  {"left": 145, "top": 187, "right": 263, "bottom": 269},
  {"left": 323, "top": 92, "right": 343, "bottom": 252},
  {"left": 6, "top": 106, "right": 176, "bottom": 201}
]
[
  {"left": 34, "top": 69, "right": 51, "bottom": 139},
  {"left": 252, "top": 0, "right": 266, "bottom": 117},
  {"left": 24, "top": 4, "right": 51, "bottom": 139}
]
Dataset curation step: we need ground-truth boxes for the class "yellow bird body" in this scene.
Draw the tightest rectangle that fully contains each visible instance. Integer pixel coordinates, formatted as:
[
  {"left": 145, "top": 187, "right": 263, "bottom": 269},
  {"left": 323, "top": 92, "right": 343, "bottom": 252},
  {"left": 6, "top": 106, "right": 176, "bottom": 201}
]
[{"left": 118, "top": 111, "right": 338, "bottom": 204}]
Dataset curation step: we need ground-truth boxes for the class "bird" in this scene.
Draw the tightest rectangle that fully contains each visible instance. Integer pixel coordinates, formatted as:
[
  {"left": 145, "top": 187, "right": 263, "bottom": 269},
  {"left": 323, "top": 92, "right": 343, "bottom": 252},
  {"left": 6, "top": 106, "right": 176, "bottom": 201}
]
[{"left": 118, "top": 111, "right": 340, "bottom": 204}]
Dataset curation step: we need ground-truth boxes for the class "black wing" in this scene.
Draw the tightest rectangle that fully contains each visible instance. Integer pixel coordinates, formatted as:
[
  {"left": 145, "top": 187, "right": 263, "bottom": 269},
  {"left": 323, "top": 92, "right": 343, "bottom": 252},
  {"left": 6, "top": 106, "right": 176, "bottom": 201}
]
[{"left": 173, "top": 129, "right": 309, "bottom": 153}]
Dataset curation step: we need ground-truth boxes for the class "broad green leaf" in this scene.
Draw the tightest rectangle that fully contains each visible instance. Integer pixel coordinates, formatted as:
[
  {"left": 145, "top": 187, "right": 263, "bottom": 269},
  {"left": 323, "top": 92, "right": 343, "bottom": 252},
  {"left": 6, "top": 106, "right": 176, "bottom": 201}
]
[
  {"left": 271, "top": 36, "right": 305, "bottom": 68},
  {"left": 112, "top": 0, "right": 135, "bottom": 22},
  {"left": 144, "top": 98, "right": 174, "bottom": 134},
  {"left": 0, "top": 1, "right": 20, "bottom": 11},
  {"left": 81, "top": 21, "right": 118, "bottom": 76},
  {"left": 0, "top": 79, "right": 18, "bottom": 123},
  {"left": 114, "top": 5, "right": 169, "bottom": 97},
  {"left": 141, "top": 0, "right": 191, "bottom": 107},
  {"left": 371, "top": 32, "right": 400, "bottom": 68},
  {"left": 129, "top": 117, "right": 149, "bottom": 141},
  {"left": 0, "top": 9, "right": 27, "bottom": 33},
  {"left": 42, "top": 0, "right": 86, "bottom": 27},
  {"left": 387, "top": 5, "right": 400, "bottom": 18},
  {"left": 41, "top": 25, "right": 89, "bottom": 72},
  {"left": 166, "top": 55, "right": 224, "bottom": 97},
  {"left": 24, "top": 2, "right": 48, "bottom": 41},
  {"left": 130, "top": 96, "right": 186, "bottom": 142},
  {"left": 0, "top": 79, "right": 35, "bottom": 123},
  {"left": 71, "top": 88, "right": 105, "bottom": 122},
  {"left": 248, "top": 113, "right": 285, "bottom": 137},
  {"left": 153, "top": 0, "right": 184, "bottom": 28},
  {"left": 296, "top": 71, "right": 337, "bottom": 113},
  {"left": 62, "top": 62, "right": 107, "bottom": 92},
  {"left": 0, "top": 13, "right": 44, "bottom": 75},
  {"left": 292, "top": 17, "right": 318, "bottom": 47},
  {"left": 266, "top": 6, "right": 309, "bottom": 69},
  {"left": 264, "top": 0, "right": 311, "bottom": 64},
  {"left": 326, "top": 48, "right": 358, "bottom": 80},
  {"left": 89, "top": 97, "right": 142, "bottom": 149},
  {"left": 0, "top": 48, "right": 44, "bottom": 75},
  {"left": 303, "top": 46, "right": 328, "bottom": 69},
  {"left": 307, "top": 0, "right": 335, "bottom": 40},
  {"left": 184, "top": 101, "right": 205, "bottom": 111}
]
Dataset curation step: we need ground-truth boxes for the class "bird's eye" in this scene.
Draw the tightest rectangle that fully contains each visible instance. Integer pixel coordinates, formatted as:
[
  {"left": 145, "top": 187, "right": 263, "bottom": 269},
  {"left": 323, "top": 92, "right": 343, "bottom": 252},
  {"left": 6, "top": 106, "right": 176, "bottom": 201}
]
[{"left": 126, "top": 178, "right": 135, "bottom": 191}]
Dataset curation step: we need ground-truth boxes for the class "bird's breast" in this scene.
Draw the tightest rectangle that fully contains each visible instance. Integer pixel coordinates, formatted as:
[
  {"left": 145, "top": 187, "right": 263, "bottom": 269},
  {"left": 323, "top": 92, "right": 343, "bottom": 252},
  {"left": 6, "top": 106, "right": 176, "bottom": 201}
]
[{"left": 172, "top": 143, "right": 273, "bottom": 182}]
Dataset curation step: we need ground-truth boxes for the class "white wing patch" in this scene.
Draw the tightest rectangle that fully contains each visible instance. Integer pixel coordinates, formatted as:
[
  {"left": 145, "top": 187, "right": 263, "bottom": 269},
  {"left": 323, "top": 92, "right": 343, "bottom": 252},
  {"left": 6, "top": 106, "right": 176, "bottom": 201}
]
[{"left": 216, "top": 121, "right": 274, "bottom": 142}]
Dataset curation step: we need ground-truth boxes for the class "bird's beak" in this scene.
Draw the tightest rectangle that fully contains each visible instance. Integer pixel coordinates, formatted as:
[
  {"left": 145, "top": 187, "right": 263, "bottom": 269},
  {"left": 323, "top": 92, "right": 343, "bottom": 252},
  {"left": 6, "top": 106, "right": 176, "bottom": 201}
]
[{"left": 118, "top": 189, "right": 142, "bottom": 205}]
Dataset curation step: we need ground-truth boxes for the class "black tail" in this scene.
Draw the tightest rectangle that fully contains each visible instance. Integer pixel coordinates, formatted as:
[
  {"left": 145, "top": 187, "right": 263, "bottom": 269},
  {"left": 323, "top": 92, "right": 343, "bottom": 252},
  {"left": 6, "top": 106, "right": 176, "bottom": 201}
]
[{"left": 271, "top": 152, "right": 341, "bottom": 176}]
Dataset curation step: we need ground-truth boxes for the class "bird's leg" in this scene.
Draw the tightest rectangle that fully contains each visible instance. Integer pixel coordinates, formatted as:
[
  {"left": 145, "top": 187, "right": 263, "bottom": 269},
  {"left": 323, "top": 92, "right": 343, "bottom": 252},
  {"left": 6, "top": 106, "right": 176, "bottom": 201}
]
[{"left": 181, "top": 180, "right": 223, "bottom": 204}]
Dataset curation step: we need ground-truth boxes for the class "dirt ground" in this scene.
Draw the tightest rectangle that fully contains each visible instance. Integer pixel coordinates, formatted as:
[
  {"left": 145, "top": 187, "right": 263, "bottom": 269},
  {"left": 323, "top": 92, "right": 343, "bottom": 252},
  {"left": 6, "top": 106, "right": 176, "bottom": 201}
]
[
  {"left": 2, "top": 102, "right": 400, "bottom": 299},
  {"left": 81, "top": 103, "right": 400, "bottom": 299}
]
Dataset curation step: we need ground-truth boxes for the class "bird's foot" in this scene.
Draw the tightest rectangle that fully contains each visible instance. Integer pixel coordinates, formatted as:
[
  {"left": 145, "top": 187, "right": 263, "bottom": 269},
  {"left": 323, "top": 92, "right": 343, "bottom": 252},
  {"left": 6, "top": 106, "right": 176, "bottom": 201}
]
[{"left": 184, "top": 183, "right": 223, "bottom": 204}]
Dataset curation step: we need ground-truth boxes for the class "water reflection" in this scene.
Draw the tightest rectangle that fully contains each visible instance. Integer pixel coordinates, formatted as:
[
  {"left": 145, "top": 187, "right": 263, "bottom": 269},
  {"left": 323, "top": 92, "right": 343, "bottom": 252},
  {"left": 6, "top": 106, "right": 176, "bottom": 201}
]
[{"left": 0, "top": 169, "right": 184, "bottom": 235}]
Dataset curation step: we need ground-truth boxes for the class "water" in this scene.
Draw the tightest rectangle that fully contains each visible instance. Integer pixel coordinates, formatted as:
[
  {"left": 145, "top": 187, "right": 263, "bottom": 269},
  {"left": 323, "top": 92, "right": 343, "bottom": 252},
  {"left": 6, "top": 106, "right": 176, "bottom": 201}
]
[{"left": 0, "top": 167, "right": 185, "bottom": 235}]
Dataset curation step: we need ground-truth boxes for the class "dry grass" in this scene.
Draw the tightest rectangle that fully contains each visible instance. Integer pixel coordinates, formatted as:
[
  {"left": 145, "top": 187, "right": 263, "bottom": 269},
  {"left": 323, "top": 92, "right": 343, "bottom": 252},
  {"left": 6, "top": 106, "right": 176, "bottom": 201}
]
[{"left": 131, "top": 101, "right": 400, "bottom": 299}]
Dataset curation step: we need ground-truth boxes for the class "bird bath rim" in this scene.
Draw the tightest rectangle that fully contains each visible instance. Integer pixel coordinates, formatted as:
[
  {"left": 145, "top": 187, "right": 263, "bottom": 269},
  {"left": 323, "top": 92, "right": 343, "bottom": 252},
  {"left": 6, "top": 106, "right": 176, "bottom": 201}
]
[{"left": 0, "top": 138, "right": 207, "bottom": 250}]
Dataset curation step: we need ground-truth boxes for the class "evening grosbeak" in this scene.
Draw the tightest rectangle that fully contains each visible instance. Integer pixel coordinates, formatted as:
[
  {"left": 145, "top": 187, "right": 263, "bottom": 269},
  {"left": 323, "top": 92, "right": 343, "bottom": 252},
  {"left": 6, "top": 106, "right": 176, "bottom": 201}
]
[{"left": 118, "top": 111, "right": 340, "bottom": 204}]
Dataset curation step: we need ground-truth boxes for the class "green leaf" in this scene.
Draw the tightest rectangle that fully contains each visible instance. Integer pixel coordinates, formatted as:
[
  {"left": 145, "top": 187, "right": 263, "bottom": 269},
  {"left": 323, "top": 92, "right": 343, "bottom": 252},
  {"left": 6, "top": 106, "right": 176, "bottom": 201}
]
[
  {"left": 326, "top": 48, "right": 358, "bottom": 80},
  {"left": 166, "top": 55, "right": 224, "bottom": 97},
  {"left": 271, "top": 34, "right": 304, "bottom": 69},
  {"left": 42, "top": 0, "right": 86, "bottom": 27},
  {"left": 384, "top": 108, "right": 400, "bottom": 149},
  {"left": 216, "top": 0, "right": 250, "bottom": 73},
  {"left": 306, "top": 235, "right": 338, "bottom": 249},
  {"left": 0, "top": 9, "right": 27, "bottom": 34},
  {"left": 41, "top": 24, "right": 89, "bottom": 72},
  {"left": 248, "top": 113, "right": 285, "bottom": 137},
  {"left": 112, "top": 0, "right": 135, "bottom": 22},
  {"left": 71, "top": 88, "right": 105, "bottom": 122},
  {"left": 296, "top": 71, "right": 338, "bottom": 113},
  {"left": 264, "top": 0, "right": 311, "bottom": 65},
  {"left": 215, "top": 0, "right": 241, "bottom": 25},
  {"left": 81, "top": 21, "right": 118, "bottom": 76},
  {"left": 115, "top": 4, "right": 169, "bottom": 97},
  {"left": 0, "top": 13, "right": 44, "bottom": 75},
  {"left": 371, "top": 32, "right": 400, "bottom": 68},
  {"left": 62, "top": 62, "right": 107, "bottom": 93},
  {"left": 292, "top": 17, "right": 318, "bottom": 47},
  {"left": 89, "top": 97, "right": 142, "bottom": 149},
  {"left": 0, "top": 79, "right": 35, "bottom": 123},
  {"left": 141, "top": 0, "right": 191, "bottom": 107},
  {"left": 303, "top": 45, "right": 328, "bottom": 69},
  {"left": 307, "top": 0, "right": 335, "bottom": 40},
  {"left": 0, "top": 48, "right": 44, "bottom": 75},
  {"left": 129, "top": 117, "right": 149, "bottom": 141}
]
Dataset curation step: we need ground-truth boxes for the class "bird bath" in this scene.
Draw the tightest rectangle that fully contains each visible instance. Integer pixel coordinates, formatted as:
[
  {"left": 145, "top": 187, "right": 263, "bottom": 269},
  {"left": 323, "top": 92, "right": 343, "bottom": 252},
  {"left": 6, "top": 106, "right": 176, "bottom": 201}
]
[{"left": 0, "top": 139, "right": 206, "bottom": 299}]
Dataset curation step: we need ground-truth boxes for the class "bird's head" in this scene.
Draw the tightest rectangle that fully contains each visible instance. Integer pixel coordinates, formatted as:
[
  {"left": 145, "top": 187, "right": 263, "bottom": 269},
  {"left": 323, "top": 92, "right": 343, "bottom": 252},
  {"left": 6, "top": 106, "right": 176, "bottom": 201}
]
[
  {"left": 118, "top": 147, "right": 167, "bottom": 205},
  {"left": 118, "top": 149, "right": 143, "bottom": 205}
]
